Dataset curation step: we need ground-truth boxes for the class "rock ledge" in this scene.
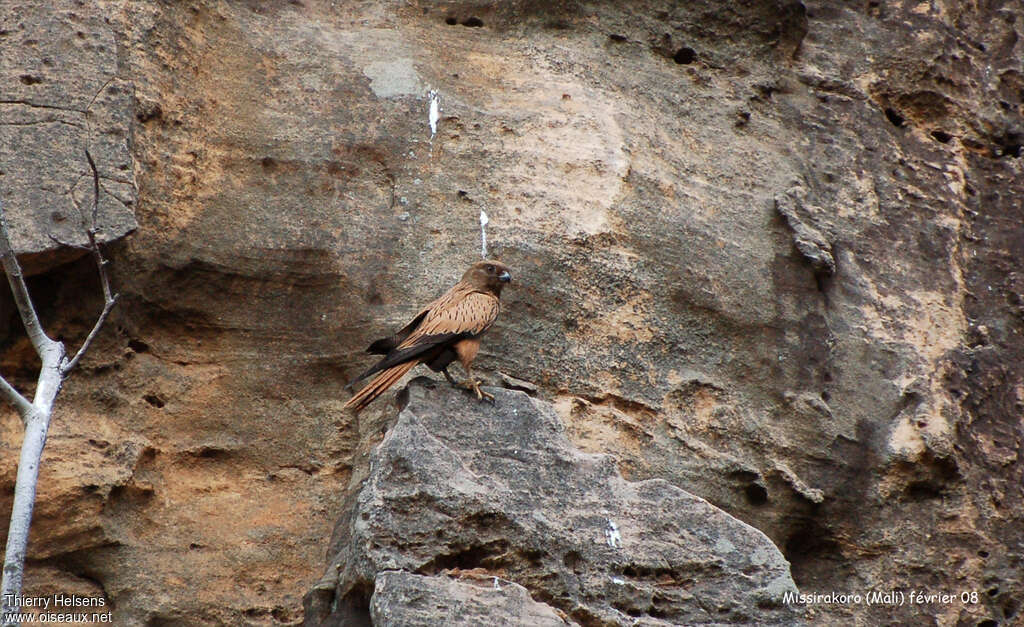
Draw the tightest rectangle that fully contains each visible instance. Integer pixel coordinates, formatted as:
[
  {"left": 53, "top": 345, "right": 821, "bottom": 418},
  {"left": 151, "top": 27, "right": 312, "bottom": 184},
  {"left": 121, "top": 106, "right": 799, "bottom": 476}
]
[{"left": 308, "top": 378, "right": 804, "bottom": 625}]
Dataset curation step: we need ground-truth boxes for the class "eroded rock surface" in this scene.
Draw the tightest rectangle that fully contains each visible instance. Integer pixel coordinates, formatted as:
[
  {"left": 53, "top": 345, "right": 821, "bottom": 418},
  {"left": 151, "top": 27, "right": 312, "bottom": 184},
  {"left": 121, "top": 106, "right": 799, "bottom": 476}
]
[
  {"left": 310, "top": 380, "right": 802, "bottom": 626},
  {"left": 0, "top": 0, "right": 136, "bottom": 273},
  {"left": 370, "top": 570, "right": 566, "bottom": 627},
  {"left": 0, "top": 0, "right": 1019, "bottom": 624}
]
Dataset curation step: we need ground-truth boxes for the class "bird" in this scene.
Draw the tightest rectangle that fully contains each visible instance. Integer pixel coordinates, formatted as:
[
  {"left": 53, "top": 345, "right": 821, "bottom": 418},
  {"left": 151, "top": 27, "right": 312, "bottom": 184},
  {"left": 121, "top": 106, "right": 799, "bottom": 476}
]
[{"left": 344, "top": 259, "right": 512, "bottom": 412}]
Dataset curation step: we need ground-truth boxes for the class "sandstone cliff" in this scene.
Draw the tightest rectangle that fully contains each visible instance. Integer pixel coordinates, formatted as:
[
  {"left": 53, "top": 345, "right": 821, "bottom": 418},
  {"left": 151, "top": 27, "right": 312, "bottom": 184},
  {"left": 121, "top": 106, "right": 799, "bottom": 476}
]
[{"left": 1, "top": 0, "right": 1021, "bottom": 625}]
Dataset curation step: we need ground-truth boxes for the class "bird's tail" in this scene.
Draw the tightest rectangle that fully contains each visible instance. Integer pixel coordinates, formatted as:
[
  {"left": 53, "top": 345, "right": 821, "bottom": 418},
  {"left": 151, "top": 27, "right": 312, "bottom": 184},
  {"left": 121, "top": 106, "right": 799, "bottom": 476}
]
[{"left": 343, "top": 360, "right": 418, "bottom": 413}]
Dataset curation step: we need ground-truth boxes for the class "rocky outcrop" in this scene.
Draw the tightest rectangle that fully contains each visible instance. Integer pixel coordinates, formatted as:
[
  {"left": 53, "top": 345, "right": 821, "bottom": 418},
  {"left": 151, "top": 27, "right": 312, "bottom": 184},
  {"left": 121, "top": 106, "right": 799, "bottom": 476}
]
[
  {"left": 307, "top": 379, "right": 802, "bottom": 625},
  {"left": 370, "top": 571, "right": 566, "bottom": 627},
  {"left": 0, "top": 0, "right": 137, "bottom": 273},
  {"left": 0, "top": 0, "right": 1019, "bottom": 625}
]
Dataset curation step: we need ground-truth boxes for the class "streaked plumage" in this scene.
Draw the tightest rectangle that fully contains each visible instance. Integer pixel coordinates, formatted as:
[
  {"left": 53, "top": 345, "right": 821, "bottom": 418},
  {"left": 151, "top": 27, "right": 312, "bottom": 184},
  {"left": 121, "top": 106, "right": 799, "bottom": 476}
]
[{"left": 344, "top": 260, "right": 512, "bottom": 412}]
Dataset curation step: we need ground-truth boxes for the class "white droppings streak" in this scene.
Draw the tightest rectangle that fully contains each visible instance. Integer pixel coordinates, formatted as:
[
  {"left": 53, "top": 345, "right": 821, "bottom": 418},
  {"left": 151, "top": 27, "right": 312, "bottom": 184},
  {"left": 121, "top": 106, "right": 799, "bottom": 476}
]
[
  {"left": 605, "top": 519, "right": 621, "bottom": 548},
  {"left": 428, "top": 89, "right": 440, "bottom": 139},
  {"left": 479, "top": 210, "right": 489, "bottom": 258}
]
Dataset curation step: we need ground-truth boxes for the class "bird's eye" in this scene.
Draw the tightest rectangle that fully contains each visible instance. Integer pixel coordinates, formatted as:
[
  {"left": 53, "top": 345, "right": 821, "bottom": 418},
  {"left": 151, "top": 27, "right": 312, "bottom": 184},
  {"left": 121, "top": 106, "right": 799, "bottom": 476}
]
[{"left": 485, "top": 265, "right": 495, "bottom": 273}]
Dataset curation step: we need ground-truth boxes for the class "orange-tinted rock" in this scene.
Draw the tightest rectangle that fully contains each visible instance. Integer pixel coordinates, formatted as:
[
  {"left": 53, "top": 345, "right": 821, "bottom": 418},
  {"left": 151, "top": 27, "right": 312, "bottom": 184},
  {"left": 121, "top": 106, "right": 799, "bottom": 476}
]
[{"left": 0, "top": 1, "right": 1020, "bottom": 625}]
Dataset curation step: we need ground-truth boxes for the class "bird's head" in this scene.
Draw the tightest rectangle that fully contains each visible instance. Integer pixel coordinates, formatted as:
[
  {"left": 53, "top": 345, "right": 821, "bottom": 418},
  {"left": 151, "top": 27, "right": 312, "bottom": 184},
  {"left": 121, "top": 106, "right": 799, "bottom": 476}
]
[{"left": 464, "top": 259, "right": 512, "bottom": 295}]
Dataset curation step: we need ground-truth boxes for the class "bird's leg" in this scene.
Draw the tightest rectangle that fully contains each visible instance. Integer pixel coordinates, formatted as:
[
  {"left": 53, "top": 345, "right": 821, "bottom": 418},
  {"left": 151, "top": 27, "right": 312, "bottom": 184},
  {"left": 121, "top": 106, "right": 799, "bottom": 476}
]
[
  {"left": 442, "top": 366, "right": 458, "bottom": 387},
  {"left": 458, "top": 364, "right": 494, "bottom": 403}
]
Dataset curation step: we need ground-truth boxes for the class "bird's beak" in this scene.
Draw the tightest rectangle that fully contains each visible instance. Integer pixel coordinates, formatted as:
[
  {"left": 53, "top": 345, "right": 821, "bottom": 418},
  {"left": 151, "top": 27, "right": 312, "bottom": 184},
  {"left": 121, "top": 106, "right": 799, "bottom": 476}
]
[{"left": 498, "top": 271, "right": 511, "bottom": 283}]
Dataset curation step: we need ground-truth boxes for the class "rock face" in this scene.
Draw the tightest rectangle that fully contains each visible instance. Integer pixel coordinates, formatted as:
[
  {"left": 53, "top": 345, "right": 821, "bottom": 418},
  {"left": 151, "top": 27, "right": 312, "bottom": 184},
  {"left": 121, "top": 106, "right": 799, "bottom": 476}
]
[
  {"left": 370, "top": 571, "right": 566, "bottom": 627},
  {"left": 309, "top": 379, "right": 802, "bottom": 625},
  {"left": 0, "top": 0, "right": 1020, "bottom": 625},
  {"left": 0, "top": 0, "right": 137, "bottom": 273}
]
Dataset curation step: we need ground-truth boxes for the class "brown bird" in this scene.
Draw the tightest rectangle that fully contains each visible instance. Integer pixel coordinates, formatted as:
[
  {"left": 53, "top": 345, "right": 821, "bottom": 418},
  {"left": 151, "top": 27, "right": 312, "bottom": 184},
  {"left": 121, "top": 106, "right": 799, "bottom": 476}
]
[{"left": 344, "top": 260, "right": 512, "bottom": 412}]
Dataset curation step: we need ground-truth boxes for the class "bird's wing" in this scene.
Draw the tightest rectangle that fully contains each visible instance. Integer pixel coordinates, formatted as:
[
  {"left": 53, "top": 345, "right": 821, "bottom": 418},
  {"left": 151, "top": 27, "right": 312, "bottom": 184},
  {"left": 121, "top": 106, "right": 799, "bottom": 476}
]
[
  {"left": 349, "top": 286, "right": 499, "bottom": 384},
  {"left": 365, "top": 280, "right": 479, "bottom": 354},
  {"left": 403, "top": 289, "right": 500, "bottom": 344},
  {"left": 374, "top": 289, "right": 498, "bottom": 368},
  {"left": 365, "top": 307, "right": 431, "bottom": 355}
]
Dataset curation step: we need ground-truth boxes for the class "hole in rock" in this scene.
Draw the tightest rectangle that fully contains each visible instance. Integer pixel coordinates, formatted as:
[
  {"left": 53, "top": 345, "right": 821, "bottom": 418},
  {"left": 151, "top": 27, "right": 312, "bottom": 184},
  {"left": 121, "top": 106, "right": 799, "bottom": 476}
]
[
  {"left": 745, "top": 483, "right": 769, "bottom": 505},
  {"left": 1004, "top": 597, "right": 1019, "bottom": 618},
  {"left": 1000, "top": 143, "right": 1022, "bottom": 158},
  {"left": 143, "top": 394, "right": 165, "bottom": 408},
  {"left": 783, "top": 520, "right": 845, "bottom": 588},
  {"left": 337, "top": 584, "right": 372, "bottom": 626},
  {"left": 196, "top": 446, "right": 230, "bottom": 460},
  {"left": 673, "top": 47, "right": 696, "bottom": 64},
  {"left": 884, "top": 108, "right": 905, "bottom": 127},
  {"left": 905, "top": 480, "right": 943, "bottom": 501}
]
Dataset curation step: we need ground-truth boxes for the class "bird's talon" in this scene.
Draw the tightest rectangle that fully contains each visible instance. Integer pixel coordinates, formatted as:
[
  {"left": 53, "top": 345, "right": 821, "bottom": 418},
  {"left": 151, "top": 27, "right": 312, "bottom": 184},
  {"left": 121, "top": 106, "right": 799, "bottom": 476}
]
[{"left": 457, "top": 378, "right": 494, "bottom": 403}]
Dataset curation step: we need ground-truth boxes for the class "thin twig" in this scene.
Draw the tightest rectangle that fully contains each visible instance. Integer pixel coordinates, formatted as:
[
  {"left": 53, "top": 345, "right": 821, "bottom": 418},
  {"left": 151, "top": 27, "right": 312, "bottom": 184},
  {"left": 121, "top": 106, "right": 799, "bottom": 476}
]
[
  {"left": 61, "top": 296, "right": 117, "bottom": 375},
  {"left": 60, "top": 150, "right": 118, "bottom": 375},
  {"left": 86, "top": 149, "right": 100, "bottom": 228},
  {"left": 0, "top": 374, "right": 33, "bottom": 419},
  {"left": 86, "top": 150, "right": 113, "bottom": 302}
]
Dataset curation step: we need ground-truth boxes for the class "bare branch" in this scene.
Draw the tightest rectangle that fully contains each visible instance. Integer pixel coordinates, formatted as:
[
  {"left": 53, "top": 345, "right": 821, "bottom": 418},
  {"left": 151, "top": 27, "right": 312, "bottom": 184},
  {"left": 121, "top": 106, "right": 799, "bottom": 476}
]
[
  {"left": 3, "top": 151, "right": 122, "bottom": 614},
  {"left": 0, "top": 199, "right": 62, "bottom": 361},
  {"left": 0, "top": 198, "right": 64, "bottom": 625},
  {"left": 85, "top": 149, "right": 113, "bottom": 302},
  {"left": 60, "top": 150, "right": 118, "bottom": 375},
  {"left": 2, "top": 404, "right": 52, "bottom": 621},
  {"left": 86, "top": 149, "right": 100, "bottom": 227},
  {"left": 61, "top": 294, "right": 118, "bottom": 375},
  {"left": 2, "top": 151, "right": 122, "bottom": 620},
  {"left": 0, "top": 374, "right": 33, "bottom": 420}
]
